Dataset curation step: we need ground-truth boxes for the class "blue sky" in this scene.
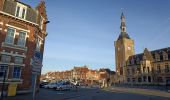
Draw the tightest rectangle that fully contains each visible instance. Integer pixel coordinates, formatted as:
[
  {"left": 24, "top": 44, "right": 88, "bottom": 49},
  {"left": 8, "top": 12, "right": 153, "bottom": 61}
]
[{"left": 21, "top": 0, "right": 170, "bottom": 73}]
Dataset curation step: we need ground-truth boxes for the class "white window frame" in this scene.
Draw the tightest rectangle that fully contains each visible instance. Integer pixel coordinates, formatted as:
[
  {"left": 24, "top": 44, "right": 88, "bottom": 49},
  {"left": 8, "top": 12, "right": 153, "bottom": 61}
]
[
  {"left": 14, "top": 57, "right": 24, "bottom": 64},
  {"left": 1, "top": 55, "right": 11, "bottom": 63},
  {"left": 17, "top": 31, "right": 27, "bottom": 47},
  {"left": 15, "top": 3, "right": 27, "bottom": 19},
  {"left": 12, "top": 66, "right": 21, "bottom": 79},
  {"left": 5, "top": 27, "right": 15, "bottom": 44}
]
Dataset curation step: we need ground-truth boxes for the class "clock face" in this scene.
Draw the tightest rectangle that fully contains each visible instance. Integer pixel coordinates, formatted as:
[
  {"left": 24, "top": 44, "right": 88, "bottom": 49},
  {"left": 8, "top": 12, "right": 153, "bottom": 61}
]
[{"left": 128, "top": 46, "right": 131, "bottom": 50}]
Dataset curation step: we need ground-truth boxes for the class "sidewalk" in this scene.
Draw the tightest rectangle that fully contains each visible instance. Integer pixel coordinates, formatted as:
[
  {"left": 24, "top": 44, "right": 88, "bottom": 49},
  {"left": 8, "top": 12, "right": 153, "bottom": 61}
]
[{"left": 104, "top": 86, "right": 170, "bottom": 98}]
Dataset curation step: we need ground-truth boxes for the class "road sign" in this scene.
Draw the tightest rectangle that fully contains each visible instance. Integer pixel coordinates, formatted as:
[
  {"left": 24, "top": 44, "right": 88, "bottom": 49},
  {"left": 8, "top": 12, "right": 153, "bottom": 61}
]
[{"left": 32, "top": 51, "right": 43, "bottom": 75}]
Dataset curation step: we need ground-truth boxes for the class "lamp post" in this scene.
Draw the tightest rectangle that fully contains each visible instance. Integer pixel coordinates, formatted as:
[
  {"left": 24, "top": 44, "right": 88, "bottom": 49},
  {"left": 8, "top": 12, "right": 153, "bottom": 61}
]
[{"left": 1, "top": 70, "right": 7, "bottom": 100}]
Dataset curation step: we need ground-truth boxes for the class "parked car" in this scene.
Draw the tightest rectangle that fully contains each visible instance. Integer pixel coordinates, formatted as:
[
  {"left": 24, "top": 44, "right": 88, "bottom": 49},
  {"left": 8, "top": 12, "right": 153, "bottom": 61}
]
[
  {"left": 40, "top": 82, "right": 49, "bottom": 88},
  {"left": 44, "top": 82, "right": 58, "bottom": 89},
  {"left": 56, "top": 81, "right": 73, "bottom": 91}
]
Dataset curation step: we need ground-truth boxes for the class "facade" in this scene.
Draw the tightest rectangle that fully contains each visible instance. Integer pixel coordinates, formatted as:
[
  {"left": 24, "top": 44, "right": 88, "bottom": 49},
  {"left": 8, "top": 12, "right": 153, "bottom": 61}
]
[
  {"left": 0, "top": 0, "right": 48, "bottom": 92},
  {"left": 40, "top": 67, "right": 115, "bottom": 87},
  {"left": 114, "top": 13, "right": 170, "bottom": 85},
  {"left": 72, "top": 66, "right": 89, "bottom": 81}
]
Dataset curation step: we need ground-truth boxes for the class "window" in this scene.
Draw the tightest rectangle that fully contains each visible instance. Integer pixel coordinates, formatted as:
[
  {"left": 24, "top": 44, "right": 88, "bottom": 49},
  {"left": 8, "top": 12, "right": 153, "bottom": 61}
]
[
  {"left": 36, "top": 38, "right": 41, "bottom": 51},
  {"left": 13, "top": 67, "right": 21, "bottom": 78},
  {"left": 132, "top": 78, "right": 135, "bottom": 82},
  {"left": 132, "top": 68, "right": 135, "bottom": 75},
  {"left": 16, "top": 6, "right": 20, "bottom": 17},
  {"left": 127, "top": 78, "right": 130, "bottom": 82},
  {"left": 1, "top": 55, "right": 11, "bottom": 63},
  {"left": 22, "top": 8, "right": 26, "bottom": 19},
  {"left": 163, "top": 53, "right": 168, "bottom": 60},
  {"left": 138, "top": 78, "right": 142, "bottom": 82},
  {"left": 147, "top": 67, "right": 150, "bottom": 73},
  {"left": 155, "top": 53, "right": 160, "bottom": 61},
  {"left": 127, "top": 69, "right": 130, "bottom": 75},
  {"left": 137, "top": 68, "right": 141, "bottom": 74},
  {"left": 143, "top": 67, "right": 146, "bottom": 73},
  {"left": 0, "top": 65, "right": 8, "bottom": 78},
  {"left": 14, "top": 57, "right": 24, "bottom": 64},
  {"left": 157, "top": 77, "right": 163, "bottom": 83},
  {"left": 165, "top": 63, "right": 169, "bottom": 73},
  {"left": 148, "top": 76, "right": 151, "bottom": 82},
  {"left": 15, "top": 3, "right": 27, "bottom": 19},
  {"left": 143, "top": 76, "right": 147, "bottom": 82},
  {"left": 131, "top": 58, "right": 134, "bottom": 65},
  {"left": 17, "top": 32, "right": 26, "bottom": 47},
  {"left": 5, "top": 27, "right": 15, "bottom": 44},
  {"left": 157, "top": 64, "right": 161, "bottom": 73},
  {"left": 136, "top": 58, "right": 140, "bottom": 64}
]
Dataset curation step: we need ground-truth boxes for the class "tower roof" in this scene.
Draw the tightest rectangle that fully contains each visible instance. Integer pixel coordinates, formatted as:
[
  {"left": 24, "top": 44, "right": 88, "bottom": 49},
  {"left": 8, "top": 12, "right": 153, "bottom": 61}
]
[{"left": 117, "top": 32, "right": 131, "bottom": 40}]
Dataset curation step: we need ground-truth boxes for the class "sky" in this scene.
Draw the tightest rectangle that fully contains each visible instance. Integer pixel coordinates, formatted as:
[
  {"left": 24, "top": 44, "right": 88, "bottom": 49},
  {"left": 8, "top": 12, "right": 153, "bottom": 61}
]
[{"left": 20, "top": 0, "right": 170, "bottom": 74}]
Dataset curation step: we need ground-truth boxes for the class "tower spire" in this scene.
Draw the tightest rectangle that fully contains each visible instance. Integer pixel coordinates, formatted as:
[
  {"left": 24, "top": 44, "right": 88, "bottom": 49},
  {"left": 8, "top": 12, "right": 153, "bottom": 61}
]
[
  {"left": 120, "top": 12, "right": 126, "bottom": 33},
  {"left": 117, "top": 12, "right": 130, "bottom": 40}
]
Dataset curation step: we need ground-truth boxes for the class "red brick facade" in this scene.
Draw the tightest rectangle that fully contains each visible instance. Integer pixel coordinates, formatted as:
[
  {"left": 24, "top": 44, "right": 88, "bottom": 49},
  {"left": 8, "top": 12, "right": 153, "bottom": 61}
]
[{"left": 0, "top": 0, "right": 48, "bottom": 92}]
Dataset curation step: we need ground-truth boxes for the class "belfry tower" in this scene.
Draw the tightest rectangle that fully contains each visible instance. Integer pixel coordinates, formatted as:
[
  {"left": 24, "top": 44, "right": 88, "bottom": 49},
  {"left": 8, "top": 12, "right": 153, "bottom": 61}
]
[{"left": 114, "top": 13, "right": 135, "bottom": 82}]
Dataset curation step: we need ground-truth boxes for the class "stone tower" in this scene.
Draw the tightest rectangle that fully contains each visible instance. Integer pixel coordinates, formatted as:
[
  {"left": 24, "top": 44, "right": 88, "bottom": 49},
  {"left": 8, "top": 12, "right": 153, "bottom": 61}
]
[{"left": 114, "top": 13, "right": 135, "bottom": 82}]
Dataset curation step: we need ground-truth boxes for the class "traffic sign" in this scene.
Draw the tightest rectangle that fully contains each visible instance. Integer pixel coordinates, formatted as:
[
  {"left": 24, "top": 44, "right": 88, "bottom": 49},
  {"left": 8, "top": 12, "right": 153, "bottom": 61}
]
[{"left": 32, "top": 51, "right": 43, "bottom": 75}]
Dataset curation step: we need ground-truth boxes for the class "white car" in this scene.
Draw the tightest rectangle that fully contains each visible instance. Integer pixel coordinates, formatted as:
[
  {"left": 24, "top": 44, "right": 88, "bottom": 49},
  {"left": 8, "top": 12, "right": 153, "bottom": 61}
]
[
  {"left": 56, "top": 81, "right": 73, "bottom": 91},
  {"left": 44, "top": 83, "right": 58, "bottom": 89}
]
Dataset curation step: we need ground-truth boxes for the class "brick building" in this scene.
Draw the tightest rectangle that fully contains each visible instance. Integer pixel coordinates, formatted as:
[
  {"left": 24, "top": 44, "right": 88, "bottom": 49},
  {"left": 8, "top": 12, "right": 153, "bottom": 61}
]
[
  {"left": 114, "top": 13, "right": 170, "bottom": 85},
  {"left": 0, "top": 0, "right": 48, "bottom": 93},
  {"left": 72, "top": 66, "right": 89, "bottom": 81}
]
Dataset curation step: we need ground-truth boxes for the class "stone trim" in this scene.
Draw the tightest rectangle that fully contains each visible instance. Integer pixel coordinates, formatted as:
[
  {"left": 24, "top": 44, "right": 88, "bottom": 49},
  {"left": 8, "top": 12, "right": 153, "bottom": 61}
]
[
  {"left": 6, "top": 24, "right": 30, "bottom": 33},
  {"left": 2, "top": 42, "right": 27, "bottom": 52},
  {"left": 0, "top": 51, "right": 26, "bottom": 58},
  {"left": 0, "top": 62, "right": 25, "bottom": 67}
]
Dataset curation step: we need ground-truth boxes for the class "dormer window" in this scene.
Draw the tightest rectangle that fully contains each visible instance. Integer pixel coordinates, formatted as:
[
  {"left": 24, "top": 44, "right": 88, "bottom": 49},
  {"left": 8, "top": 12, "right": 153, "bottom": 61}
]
[
  {"left": 163, "top": 52, "right": 168, "bottom": 60},
  {"left": 15, "top": 3, "right": 27, "bottom": 19},
  {"left": 155, "top": 53, "right": 160, "bottom": 61}
]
